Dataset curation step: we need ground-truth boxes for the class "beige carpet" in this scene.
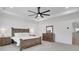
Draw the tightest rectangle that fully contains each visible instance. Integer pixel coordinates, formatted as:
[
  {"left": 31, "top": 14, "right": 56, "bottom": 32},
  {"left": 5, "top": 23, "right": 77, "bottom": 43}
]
[{"left": 0, "top": 41, "right": 79, "bottom": 51}]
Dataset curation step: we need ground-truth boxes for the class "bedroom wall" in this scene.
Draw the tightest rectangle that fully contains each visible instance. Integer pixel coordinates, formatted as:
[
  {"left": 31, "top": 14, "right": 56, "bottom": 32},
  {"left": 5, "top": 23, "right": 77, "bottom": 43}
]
[
  {"left": 0, "top": 13, "right": 39, "bottom": 36},
  {"left": 38, "top": 12, "right": 79, "bottom": 44},
  {"left": 0, "top": 10, "right": 79, "bottom": 45}
]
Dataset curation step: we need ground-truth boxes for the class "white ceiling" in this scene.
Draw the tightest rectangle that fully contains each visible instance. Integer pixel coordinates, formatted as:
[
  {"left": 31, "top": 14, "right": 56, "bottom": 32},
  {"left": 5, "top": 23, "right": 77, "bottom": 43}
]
[{"left": 0, "top": 7, "right": 79, "bottom": 21}]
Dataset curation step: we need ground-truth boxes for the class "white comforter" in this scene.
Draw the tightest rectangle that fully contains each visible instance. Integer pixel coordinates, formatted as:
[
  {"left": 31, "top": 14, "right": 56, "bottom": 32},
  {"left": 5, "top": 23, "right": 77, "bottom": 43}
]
[{"left": 11, "top": 36, "right": 40, "bottom": 46}]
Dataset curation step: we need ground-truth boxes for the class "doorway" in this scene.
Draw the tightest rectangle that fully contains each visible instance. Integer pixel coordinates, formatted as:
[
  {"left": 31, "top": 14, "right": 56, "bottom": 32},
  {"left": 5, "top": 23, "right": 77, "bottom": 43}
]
[{"left": 72, "top": 22, "right": 79, "bottom": 45}]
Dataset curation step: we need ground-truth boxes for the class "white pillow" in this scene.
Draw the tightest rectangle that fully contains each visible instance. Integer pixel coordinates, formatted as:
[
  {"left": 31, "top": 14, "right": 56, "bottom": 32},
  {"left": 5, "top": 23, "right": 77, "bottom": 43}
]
[
  {"left": 14, "top": 33, "right": 20, "bottom": 37},
  {"left": 15, "top": 33, "right": 29, "bottom": 37},
  {"left": 21, "top": 33, "right": 30, "bottom": 37}
]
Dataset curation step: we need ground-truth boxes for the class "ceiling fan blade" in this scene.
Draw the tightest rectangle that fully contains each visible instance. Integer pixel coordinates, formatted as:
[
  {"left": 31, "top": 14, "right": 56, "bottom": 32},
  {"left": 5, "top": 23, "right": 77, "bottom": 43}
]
[
  {"left": 35, "top": 14, "right": 38, "bottom": 18},
  {"left": 38, "top": 7, "right": 40, "bottom": 13},
  {"left": 42, "top": 14, "right": 50, "bottom": 16},
  {"left": 41, "top": 10, "right": 50, "bottom": 13},
  {"left": 40, "top": 14, "right": 44, "bottom": 18},
  {"left": 28, "top": 10, "right": 37, "bottom": 14},
  {"left": 28, "top": 14, "right": 36, "bottom": 16}
]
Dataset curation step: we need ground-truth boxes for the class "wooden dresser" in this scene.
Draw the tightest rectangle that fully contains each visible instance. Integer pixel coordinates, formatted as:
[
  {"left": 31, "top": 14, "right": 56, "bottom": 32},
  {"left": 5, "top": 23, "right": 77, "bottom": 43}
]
[
  {"left": 42, "top": 33, "right": 55, "bottom": 42},
  {"left": 0, "top": 37, "right": 12, "bottom": 46}
]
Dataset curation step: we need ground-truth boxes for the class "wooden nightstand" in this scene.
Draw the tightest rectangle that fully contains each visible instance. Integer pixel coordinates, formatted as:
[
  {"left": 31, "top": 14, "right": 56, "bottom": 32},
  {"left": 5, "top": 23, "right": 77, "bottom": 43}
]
[{"left": 0, "top": 37, "right": 12, "bottom": 46}]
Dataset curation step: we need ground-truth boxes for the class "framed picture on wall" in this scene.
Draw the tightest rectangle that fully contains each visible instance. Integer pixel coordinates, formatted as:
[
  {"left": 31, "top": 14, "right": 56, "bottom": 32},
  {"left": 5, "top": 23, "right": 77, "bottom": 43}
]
[{"left": 46, "top": 25, "right": 53, "bottom": 33}]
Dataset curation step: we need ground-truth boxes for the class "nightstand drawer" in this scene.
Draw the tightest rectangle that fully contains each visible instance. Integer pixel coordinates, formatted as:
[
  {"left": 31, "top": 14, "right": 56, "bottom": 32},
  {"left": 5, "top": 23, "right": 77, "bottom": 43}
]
[{"left": 0, "top": 37, "right": 11, "bottom": 46}]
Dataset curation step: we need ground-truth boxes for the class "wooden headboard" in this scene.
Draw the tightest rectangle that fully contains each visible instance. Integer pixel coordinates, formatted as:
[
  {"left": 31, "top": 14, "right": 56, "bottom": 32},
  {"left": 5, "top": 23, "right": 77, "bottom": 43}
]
[{"left": 11, "top": 27, "right": 30, "bottom": 36}]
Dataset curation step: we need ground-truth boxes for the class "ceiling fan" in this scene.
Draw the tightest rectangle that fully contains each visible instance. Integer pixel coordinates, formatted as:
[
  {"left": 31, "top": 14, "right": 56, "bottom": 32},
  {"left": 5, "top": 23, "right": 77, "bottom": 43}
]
[{"left": 28, "top": 7, "right": 50, "bottom": 18}]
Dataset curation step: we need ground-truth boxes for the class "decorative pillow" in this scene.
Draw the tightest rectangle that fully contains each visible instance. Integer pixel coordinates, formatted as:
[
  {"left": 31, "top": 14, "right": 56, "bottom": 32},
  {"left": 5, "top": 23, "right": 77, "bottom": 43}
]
[{"left": 15, "top": 33, "right": 30, "bottom": 37}]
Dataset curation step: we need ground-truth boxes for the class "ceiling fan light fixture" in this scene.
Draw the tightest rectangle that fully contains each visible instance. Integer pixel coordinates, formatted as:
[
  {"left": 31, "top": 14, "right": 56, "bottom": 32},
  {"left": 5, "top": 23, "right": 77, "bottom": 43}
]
[
  {"left": 34, "top": 15, "right": 45, "bottom": 21},
  {"left": 28, "top": 7, "right": 50, "bottom": 21}
]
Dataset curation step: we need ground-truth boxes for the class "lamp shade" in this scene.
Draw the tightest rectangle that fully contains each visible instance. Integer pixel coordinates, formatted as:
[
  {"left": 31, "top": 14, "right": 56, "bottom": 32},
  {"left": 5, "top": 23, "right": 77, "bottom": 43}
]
[
  {"left": 30, "top": 28, "right": 34, "bottom": 34},
  {"left": 0, "top": 28, "right": 7, "bottom": 36}
]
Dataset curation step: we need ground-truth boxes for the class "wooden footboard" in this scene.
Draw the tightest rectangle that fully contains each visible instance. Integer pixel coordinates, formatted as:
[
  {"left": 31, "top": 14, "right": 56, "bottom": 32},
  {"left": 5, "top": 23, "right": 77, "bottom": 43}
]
[{"left": 20, "top": 37, "right": 41, "bottom": 51}]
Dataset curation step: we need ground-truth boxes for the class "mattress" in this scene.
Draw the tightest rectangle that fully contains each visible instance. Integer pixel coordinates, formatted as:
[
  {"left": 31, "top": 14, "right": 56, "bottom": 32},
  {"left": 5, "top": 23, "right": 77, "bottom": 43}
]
[{"left": 11, "top": 36, "right": 40, "bottom": 46}]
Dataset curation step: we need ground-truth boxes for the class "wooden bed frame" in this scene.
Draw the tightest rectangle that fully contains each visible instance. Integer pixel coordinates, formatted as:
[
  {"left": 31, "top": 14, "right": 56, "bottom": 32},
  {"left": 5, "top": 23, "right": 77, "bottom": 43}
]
[
  {"left": 11, "top": 27, "right": 41, "bottom": 51},
  {"left": 20, "top": 37, "right": 41, "bottom": 51}
]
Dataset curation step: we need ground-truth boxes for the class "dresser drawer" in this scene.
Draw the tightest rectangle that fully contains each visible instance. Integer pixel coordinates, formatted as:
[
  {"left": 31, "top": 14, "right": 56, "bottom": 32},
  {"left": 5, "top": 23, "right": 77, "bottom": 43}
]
[{"left": 42, "top": 33, "right": 55, "bottom": 42}]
